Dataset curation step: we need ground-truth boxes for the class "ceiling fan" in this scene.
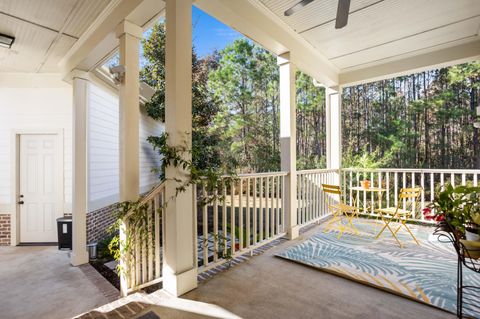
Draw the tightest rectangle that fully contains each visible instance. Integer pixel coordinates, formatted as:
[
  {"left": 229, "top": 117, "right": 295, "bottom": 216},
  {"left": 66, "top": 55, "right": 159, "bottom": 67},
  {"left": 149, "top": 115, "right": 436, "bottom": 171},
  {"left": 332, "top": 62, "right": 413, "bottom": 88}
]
[{"left": 284, "top": 0, "right": 351, "bottom": 29}]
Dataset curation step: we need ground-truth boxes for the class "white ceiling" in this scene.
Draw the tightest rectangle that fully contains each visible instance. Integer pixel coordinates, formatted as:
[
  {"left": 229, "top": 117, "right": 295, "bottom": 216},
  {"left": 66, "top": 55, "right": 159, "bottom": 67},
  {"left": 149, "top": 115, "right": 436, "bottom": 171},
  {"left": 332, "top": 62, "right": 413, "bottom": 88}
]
[
  {"left": 258, "top": 0, "right": 480, "bottom": 72},
  {"left": 0, "top": 0, "right": 111, "bottom": 73}
]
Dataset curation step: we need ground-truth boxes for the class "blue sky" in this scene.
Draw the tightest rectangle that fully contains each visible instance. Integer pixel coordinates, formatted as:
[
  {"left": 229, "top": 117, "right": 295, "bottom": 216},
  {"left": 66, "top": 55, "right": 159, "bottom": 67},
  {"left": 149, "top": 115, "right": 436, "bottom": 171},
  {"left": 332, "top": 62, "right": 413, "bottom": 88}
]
[{"left": 192, "top": 6, "right": 244, "bottom": 56}]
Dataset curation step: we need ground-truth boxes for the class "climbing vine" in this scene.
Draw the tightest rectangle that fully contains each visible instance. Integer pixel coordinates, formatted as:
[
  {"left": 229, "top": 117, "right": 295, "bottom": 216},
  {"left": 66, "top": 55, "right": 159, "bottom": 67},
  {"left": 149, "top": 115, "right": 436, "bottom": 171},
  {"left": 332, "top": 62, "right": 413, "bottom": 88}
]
[{"left": 108, "top": 132, "right": 237, "bottom": 278}]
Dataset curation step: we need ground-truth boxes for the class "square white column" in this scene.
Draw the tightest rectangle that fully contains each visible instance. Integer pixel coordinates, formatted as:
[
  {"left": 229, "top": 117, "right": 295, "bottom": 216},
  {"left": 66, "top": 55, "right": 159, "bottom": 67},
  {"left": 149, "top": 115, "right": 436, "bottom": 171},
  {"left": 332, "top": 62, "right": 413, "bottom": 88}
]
[
  {"left": 278, "top": 53, "right": 299, "bottom": 240},
  {"left": 326, "top": 87, "right": 342, "bottom": 170},
  {"left": 162, "top": 0, "right": 197, "bottom": 297},
  {"left": 71, "top": 71, "right": 90, "bottom": 266},
  {"left": 116, "top": 20, "right": 142, "bottom": 202}
]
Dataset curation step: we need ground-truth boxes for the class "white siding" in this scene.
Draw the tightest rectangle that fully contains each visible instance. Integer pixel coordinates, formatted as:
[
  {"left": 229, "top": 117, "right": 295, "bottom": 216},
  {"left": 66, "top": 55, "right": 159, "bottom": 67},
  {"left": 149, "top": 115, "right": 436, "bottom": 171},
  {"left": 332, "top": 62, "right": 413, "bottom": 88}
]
[
  {"left": 140, "top": 106, "right": 163, "bottom": 193},
  {"left": 87, "top": 83, "right": 120, "bottom": 211},
  {"left": 0, "top": 74, "right": 72, "bottom": 214},
  {"left": 87, "top": 83, "right": 163, "bottom": 211}
]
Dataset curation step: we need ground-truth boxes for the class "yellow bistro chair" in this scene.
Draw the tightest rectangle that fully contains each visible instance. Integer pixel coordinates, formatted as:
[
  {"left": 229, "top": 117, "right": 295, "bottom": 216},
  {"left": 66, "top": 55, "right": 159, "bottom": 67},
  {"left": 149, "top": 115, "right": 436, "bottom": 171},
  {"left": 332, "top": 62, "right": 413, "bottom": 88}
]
[
  {"left": 322, "top": 184, "right": 359, "bottom": 238},
  {"left": 375, "top": 187, "right": 422, "bottom": 247}
]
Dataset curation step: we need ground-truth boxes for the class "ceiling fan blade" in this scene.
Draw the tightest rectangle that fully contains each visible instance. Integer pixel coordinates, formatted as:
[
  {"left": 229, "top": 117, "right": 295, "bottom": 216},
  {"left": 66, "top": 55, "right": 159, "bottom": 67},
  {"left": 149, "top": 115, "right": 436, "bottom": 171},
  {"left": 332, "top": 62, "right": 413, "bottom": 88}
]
[
  {"left": 335, "top": 0, "right": 351, "bottom": 29},
  {"left": 284, "top": 0, "right": 314, "bottom": 16}
]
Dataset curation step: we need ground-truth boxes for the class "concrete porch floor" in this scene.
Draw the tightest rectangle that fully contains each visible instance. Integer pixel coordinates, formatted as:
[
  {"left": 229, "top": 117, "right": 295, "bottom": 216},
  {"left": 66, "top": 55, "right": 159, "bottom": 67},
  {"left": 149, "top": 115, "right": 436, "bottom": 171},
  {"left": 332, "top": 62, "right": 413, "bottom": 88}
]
[
  {"left": 80, "top": 222, "right": 455, "bottom": 319},
  {"left": 0, "top": 245, "right": 118, "bottom": 319},
  {"left": 182, "top": 223, "right": 455, "bottom": 319}
]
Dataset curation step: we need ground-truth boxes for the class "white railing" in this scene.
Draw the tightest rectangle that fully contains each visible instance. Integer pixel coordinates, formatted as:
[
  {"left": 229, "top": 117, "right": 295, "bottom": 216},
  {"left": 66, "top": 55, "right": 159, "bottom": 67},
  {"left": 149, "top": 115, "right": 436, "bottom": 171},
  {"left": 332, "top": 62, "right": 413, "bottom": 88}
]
[
  {"left": 341, "top": 168, "right": 480, "bottom": 222},
  {"left": 119, "top": 181, "right": 165, "bottom": 296},
  {"left": 195, "top": 172, "right": 287, "bottom": 272},
  {"left": 119, "top": 167, "right": 480, "bottom": 295},
  {"left": 297, "top": 169, "right": 339, "bottom": 226}
]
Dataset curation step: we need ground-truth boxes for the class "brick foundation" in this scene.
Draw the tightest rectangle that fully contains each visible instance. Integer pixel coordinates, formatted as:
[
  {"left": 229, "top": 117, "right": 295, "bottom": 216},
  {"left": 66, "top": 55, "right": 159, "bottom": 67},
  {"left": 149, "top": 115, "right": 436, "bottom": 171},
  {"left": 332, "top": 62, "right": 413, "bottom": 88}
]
[
  {"left": 0, "top": 214, "right": 11, "bottom": 246},
  {"left": 86, "top": 203, "right": 118, "bottom": 244}
]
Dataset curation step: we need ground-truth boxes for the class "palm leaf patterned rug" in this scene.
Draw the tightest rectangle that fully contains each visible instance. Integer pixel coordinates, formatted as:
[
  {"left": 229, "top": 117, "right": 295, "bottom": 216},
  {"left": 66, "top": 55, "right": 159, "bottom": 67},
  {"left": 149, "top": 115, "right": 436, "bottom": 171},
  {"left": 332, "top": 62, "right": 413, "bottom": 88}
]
[{"left": 276, "top": 219, "right": 480, "bottom": 316}]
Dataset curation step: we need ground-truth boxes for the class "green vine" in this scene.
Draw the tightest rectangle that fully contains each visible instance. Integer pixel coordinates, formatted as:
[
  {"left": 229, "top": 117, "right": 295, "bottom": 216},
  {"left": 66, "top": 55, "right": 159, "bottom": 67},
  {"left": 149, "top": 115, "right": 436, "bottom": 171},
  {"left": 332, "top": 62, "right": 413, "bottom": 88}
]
[{"left": 108, "top": 132, "right": 236, "bottom": 278}]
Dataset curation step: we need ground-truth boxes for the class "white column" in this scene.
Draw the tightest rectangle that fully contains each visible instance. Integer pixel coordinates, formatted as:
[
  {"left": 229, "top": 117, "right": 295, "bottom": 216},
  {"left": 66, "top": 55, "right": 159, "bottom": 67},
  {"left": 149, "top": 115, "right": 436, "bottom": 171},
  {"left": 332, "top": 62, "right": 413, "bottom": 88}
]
[
  {"left": 278, "top": 53, "right": 299, "bottom": 240},
  {"left": 71, "top": 71, "right": 89, "bottom": 266},
  {"left": 116, "top": 20, "right": 142, "bottom": 202},
  {"left": 326, "top": 87, "right": 342, "bottom": 170},
  {"left": 163, "top": 0, "right": 197, "bottom": 297}
]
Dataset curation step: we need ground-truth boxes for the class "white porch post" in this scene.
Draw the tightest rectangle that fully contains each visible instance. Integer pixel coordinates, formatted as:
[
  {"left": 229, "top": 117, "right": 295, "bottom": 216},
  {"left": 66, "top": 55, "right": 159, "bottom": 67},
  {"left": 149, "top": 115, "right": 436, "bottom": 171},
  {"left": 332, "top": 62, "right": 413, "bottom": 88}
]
[
  {"left": 71, "top": 71, "right": 89, "bottom": 266},
  {"left": 116, "top": 20, "right": 142, "bottom": 202},
  {"left": 278, "top": 53, "right": 299, "bottom": 240},
  {"left": 326, "top": 87, "right": 342, "bottom": 170},
  {"left": 163, "top": 0, "right": 197, "bottom": 296}
]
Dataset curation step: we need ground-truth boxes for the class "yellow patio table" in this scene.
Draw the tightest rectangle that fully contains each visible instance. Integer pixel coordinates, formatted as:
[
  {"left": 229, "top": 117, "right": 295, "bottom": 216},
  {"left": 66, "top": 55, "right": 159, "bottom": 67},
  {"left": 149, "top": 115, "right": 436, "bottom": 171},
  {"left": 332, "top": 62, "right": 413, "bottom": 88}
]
[{"left": 350, "top": 186, "right": 386, "bottom": 214}]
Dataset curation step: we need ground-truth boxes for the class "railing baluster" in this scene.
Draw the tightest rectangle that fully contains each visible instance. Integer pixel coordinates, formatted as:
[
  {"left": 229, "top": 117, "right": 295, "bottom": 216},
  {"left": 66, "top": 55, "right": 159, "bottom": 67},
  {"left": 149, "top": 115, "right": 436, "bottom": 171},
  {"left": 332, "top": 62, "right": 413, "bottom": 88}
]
[
  {"left": 259, "top": 177, "right": 263, "bottom": 241},
  {"left": 246, "top": 177, "right": 251, "bottom": 248},
  {"left": 386, "top": 172, "right": 390, "bottom": 208},
  {"left": 378, "top": 172, "right": 383, "bottom": 209},
  {"left": 276, "top": 176, "right": 281, "bottom": 234},
  {"left": 349, "top": 170, "right": 353, "bottom": 206},
  {"left": 230, "top": 180, "right": 236, "bottom": 255},
  {"left": 420, "top": 172, "right": 425, "bottom": 213},
  {"left": 154, "top": 194, "right": 161, "bottom": 277},
  {"left": 192, "top": 186, "right": 198, "bottom": 268},
  {"left": 394, "top": 172, "right": 398, "bottom": 207},
  {"left": 147, "top": 200, "right": 153, "bottom": 282},
  {"left": 239, "top": 179, "right": 243, "bottom": 250},
  {"left": 271, "top": 177, "right": 275, "bottom": 236},
  {"left": 475, "top": 173, "right": 478, "bottom": 187},
  {"left": 462, "top": 173, "right": 466, "bottom": 186},
  {"left": 282, "top": 175, "right": 286, "bottom": 230},
  {"left": 213, "top": 186, "right": 219, "bottom": 262},
  {"left": 222, "top": 181, "right": 227, "bottom": 256},
  {"left": 451, "top": 173, "right": 455, "bottom": 187},
  {"left": 430, "top": 172, "right": 434, "bottom": 202},
  {"left": 265, "top": 177, "right": 270, "bottom": 239},
  {"left": 253, "top": 177, "right": 257, "bottom": 245},
  {"left": 202, "top": 184, "right": 208, "bottom": 267}
]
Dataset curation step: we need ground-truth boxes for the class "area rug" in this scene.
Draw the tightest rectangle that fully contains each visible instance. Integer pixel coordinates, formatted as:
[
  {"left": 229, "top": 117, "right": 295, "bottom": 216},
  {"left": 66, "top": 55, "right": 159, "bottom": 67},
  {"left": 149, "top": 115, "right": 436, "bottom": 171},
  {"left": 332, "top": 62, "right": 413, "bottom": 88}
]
[{"left": 276, "top": 219, "right": 480, "bottom": 316}]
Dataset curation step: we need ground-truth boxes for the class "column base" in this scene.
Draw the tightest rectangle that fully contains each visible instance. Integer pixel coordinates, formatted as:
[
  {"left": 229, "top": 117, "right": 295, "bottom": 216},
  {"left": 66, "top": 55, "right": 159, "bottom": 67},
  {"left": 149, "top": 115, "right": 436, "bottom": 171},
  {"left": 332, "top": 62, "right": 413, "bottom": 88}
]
[
  {"left": 70, "top": 249, "right": 89, "bottom": 266},
  {"left": 163, "top": 267, "right": 197, "bottom": 297},
  {"left": 287, "top": 225, "right": 300, "bottom": 240}
]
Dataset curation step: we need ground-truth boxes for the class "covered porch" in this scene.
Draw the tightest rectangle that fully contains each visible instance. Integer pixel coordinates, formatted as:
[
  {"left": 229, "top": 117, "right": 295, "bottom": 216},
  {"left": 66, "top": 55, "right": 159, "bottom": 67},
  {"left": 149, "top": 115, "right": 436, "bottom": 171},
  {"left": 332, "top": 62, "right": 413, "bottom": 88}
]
[{"left": 1, "top": 0, "right": 480, "bottom": 318}]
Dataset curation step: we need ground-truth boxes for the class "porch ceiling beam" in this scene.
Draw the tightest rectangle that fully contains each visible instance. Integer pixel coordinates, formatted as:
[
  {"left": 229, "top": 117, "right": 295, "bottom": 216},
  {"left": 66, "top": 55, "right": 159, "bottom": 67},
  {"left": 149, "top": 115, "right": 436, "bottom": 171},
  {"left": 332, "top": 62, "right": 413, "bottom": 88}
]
[
  {"left": 59, "top": 0, "right": 165, "bottom": 78},
  {"left": 194, "top": 0, "right": 339, "bottom": 87},
  {"left": 339, "top": 40, "right": 480, "bottom": 87}
]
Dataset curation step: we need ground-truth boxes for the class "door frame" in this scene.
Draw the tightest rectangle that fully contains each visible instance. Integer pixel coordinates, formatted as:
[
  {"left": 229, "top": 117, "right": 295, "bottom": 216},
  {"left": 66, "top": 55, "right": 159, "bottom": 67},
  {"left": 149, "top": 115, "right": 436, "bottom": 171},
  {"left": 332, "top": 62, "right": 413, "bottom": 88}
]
[{"left": 10, "top": 129, "right": 64, "bottom": 245}]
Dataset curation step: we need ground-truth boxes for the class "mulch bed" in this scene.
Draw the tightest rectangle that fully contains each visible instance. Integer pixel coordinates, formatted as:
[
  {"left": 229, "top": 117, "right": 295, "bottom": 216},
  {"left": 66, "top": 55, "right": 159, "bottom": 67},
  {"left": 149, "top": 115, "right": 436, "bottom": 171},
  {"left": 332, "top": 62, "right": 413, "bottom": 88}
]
[{"left": 90, "top": 259, "right": 120, "bottom": 290}]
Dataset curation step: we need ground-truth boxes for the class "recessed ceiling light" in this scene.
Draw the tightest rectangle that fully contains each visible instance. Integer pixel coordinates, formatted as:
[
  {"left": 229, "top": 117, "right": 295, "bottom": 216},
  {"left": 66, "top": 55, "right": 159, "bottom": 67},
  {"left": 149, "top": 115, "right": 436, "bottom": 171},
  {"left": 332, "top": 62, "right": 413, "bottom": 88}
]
[{"left": 0, "top": 33, "right": 15, "bottom": 49}]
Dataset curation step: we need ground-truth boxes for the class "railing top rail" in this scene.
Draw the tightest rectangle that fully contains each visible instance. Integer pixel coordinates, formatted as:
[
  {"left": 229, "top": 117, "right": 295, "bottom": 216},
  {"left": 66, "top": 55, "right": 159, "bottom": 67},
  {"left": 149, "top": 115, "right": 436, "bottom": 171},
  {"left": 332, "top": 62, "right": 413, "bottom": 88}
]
[
  {"left": 225, "top": 171, "right": 289, "bottom": 178},
  {"left": 297, "top": 168, "right": 339, "bottom": 174},
  {"left": 123, "top": 180, "right": 166, "bottom": 221},
  {"left": 342, "top": 168, "right": 480, "bottom": 174}
]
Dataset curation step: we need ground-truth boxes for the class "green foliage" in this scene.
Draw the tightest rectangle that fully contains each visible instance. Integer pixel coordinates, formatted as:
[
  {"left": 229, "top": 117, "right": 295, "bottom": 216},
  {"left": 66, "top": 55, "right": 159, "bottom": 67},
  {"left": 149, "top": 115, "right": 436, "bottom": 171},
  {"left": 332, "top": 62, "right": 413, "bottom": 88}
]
[
  {"left": 141, "top": 22, "right": 223, "bottom": 172},
  {"left": 342, "top": 62, "right": 480, "bottom": 169},
  {"left": 428, "top": 184, "right": 480, "bottom": 233}
]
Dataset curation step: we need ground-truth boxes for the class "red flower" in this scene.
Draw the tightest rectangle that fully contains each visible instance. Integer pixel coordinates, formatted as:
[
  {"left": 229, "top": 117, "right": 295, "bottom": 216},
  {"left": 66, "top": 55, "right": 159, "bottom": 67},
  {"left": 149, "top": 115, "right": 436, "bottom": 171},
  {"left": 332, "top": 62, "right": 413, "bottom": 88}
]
[
  {"left": 435, "top": 214, "right": 445, "bottom": 222},
  {"left": 422, "top": 207, "right": 435, "bottom": 221}
]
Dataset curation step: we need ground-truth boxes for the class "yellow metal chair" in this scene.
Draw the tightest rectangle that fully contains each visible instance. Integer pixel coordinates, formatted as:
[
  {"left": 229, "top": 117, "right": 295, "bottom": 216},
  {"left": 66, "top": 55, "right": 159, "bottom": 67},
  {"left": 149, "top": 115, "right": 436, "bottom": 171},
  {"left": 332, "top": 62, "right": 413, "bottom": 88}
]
[
  {"left": 375, "top": 187, "right": 422, "bottom": 247},
  {"left": 322, "top": 184, "right": 359, "bottom": 238}
]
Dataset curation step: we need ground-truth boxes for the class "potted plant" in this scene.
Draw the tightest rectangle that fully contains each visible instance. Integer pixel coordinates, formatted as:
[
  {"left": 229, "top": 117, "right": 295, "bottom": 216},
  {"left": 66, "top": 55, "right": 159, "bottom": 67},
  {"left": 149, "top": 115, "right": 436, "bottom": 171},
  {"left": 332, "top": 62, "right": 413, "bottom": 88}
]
[
  {"left": 425, "top": 184, "right": 480, "bottom": 241},
  {"left": 465, "top": 211, "right": 480, "bottom": 241}
]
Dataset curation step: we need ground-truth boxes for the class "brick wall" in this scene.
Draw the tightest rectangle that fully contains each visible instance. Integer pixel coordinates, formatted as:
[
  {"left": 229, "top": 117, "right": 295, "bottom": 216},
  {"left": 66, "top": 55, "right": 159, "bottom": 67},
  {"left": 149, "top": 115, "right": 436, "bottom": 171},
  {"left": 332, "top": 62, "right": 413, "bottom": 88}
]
[
  {"left": 0, "top": 214, "right": 11, "bottom": 245},
  {"left": 86, "top": 203, "right": 118, "bottom": 244}
]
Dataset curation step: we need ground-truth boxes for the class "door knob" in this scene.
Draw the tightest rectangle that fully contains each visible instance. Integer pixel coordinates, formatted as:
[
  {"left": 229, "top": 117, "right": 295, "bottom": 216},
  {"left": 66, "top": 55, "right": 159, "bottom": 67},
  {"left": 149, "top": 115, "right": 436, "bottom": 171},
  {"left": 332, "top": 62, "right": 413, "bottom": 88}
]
[{"left": 18, "top": 201, "right": 24, "bottom": 205}]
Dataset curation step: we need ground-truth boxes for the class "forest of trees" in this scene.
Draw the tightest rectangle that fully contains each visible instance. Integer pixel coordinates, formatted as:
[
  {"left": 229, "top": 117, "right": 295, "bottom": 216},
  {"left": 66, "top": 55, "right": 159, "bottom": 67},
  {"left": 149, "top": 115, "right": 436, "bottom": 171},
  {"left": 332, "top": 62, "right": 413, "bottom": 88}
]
[
  {"left": 141, "top": 22, "right": 480, "bottom": 174},
  {"left": 343, "top": 64, "right": 480, "bottom": 169}
]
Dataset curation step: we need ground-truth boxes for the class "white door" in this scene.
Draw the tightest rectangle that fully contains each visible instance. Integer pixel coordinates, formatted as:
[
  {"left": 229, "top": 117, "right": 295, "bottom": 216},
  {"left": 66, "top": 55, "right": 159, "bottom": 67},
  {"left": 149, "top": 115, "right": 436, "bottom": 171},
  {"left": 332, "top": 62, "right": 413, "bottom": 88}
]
[{"left": 19, "top": 134, "right": 63, "bottom": 243}]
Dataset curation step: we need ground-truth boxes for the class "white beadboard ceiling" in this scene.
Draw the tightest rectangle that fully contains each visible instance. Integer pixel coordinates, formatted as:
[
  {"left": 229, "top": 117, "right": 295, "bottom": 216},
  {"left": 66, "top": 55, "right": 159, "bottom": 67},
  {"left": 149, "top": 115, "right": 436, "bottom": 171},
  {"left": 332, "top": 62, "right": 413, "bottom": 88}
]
[
  {"left": 0, "top": 0, "right": 110, "bottom": 73},
  {"left": 258, "top": 0, "right": 480, "bottom": 71}
]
